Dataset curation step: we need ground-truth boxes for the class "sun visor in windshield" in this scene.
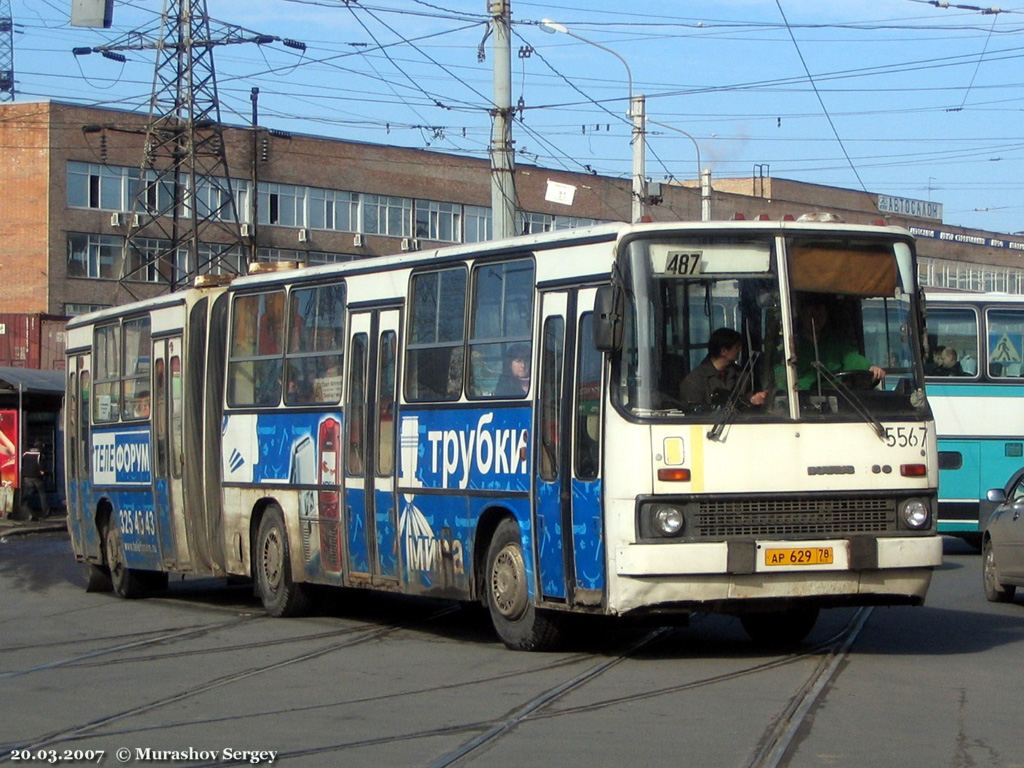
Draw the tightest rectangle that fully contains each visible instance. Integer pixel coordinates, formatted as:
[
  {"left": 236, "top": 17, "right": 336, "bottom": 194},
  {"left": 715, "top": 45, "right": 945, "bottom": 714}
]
[{"left": 789, "top": 244, "right": 897, "bottom": 296}]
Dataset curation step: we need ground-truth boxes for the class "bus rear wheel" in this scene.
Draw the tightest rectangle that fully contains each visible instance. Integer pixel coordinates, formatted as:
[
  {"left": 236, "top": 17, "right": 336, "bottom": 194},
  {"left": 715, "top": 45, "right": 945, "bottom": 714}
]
[
  {"left": 485, "top": 519, "right": 561, "bottom": 651},
  {"left": 255, "top": 506, "right": 311, "bottom": 618},
  {"left": 104, "top": 522, "right": 146, "bottom": 599},
  {"left": 740, "top": 606, "right": 819, "bottom": 648}
]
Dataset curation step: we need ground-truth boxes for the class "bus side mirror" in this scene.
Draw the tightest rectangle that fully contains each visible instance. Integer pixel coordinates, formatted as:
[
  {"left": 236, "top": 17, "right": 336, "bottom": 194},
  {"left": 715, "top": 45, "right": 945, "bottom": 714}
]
[{"left": 594, "top": 285, "right": 622, "bottom": 352}]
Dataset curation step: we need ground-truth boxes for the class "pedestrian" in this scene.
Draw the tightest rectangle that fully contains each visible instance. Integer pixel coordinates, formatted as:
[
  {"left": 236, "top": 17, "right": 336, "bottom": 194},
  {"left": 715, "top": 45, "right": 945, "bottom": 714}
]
[{"left": 20, "top": 440, "right": 49, "bottom": 521}]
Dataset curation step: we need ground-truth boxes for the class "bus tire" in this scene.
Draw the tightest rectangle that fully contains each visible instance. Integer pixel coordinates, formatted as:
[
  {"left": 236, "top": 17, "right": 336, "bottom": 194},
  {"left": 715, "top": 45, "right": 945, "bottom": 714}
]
[
  {"left": 740, "top": 606, "right": 819, "bottom": 648},
  {"left": 85, "top": 563, "right": 112, "bottom": 593},
  {"left": 255, "top": 506, "right": 312, "bottom": 618},
  {"left": 485, "top": 518, "right": 561, "bottom": 651},
  {"left": 104, "top": 522, "right": 146, "bottom": 599},
  {"left": 983, "top": 538, "right": 1015, "bottom": 603}
]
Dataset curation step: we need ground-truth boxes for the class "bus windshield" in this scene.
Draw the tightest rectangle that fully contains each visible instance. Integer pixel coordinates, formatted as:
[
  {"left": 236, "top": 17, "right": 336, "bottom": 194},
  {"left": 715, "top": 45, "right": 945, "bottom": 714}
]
[{"left": 617, "top": 233, "right": 925, "bottom": 421}]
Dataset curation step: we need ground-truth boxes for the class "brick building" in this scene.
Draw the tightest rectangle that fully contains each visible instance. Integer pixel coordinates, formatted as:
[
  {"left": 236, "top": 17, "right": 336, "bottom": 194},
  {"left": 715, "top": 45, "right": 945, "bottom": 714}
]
[{"left": 2, "top": 99, "right": 1023, "bottom": 326}]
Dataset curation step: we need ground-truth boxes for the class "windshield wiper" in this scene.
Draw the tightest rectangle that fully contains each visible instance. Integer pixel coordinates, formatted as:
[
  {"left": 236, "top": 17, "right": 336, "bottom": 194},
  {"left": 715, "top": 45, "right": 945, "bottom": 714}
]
[
  {"left": 707, "top": 352, "right": 759, "bottom": 441},
  {"left": 810, "top": 362, "right": 886, "bottom": 441}
]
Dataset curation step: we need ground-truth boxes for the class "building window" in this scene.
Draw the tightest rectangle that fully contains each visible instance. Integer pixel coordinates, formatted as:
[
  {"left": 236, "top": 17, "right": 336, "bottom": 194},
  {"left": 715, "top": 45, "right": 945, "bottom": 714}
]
[
  {"left": 362, "top": 194, "right": 412, "bottom": 238},
  {"left": 308, "top": 188, "right": 358, "bottom": 232},
  {"left": 258, "top": 182, "right": 303, "bottom": 227},
  {"left": 174, "top": 243, "right": 245, "bottom": 284},
  {"left": 124, "top": 237, "right": 169, "bottom": 283},
  {"left": 64, "top": 303, "right": 110, "bottom": 317},
  {"left": 67, "top": 162, "right": 128, "bottom": 211},
  {"left": 415, "top": 200, "right": 461, "bottom": 243},
  {"left": 553, "top": 215, "right": 599, "bottom": 230},
  {"left": 464, "top": 205, "right": 492, "bottom": 243},
  {"left": 67, "top": 233, "right": 123, "bottom": 279},
  {"left": 308, "top": 252, "right": 358, "bottom": 265},
  {"left": 518, "top": 211, "right": 552, "bottom": 235}
]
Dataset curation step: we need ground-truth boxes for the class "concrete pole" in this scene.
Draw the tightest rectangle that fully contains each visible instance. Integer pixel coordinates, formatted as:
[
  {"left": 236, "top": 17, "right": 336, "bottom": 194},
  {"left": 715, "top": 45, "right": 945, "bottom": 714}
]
[
  {"left": 489, "top": 0, "right": 516, "bottom": 239},
  {"left": 701, "top": 167, "right": 712, "bottom": 221},
  {"left": 631, "top": 95, "right": 646, "bottom": 223}
]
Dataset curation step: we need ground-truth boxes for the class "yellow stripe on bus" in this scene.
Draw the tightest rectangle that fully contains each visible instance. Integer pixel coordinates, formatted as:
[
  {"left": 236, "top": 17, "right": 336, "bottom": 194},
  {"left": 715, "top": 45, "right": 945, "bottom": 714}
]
[{"left": 689, "top": 425, "right": 704, "bottom": 492}]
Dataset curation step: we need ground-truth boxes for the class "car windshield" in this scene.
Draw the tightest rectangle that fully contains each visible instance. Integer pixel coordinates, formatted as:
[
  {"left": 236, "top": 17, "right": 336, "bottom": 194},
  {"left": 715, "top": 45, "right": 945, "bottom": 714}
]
[{"left": 613, "top": 233, "right": 926, "bottom": 422}]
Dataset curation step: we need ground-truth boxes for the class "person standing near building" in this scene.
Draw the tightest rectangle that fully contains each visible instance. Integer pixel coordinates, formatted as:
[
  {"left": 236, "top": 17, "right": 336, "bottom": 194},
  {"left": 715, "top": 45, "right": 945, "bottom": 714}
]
[{"left": 20, "top": 440, "right": 48, "bottom": 521}]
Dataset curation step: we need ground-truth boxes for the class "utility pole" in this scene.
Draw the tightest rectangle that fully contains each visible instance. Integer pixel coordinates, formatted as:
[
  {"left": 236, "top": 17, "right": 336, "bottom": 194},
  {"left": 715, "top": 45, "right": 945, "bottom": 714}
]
[
  {"left": 631, "top": 95, "right": 646, "bottom": 223},
  {"left": 488, "top": 0, "right": 516, "bottom": 239},
  {"left": 76, "top": 0, "right": 304, "bottom": 292},
  {"left": 0, "top": 0, "right": 14, "bottom": 102}
]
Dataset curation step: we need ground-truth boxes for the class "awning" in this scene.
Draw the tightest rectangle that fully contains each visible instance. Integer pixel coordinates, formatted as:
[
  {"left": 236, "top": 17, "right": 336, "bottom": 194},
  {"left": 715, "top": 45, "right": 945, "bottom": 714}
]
[{"left": 0, "top": 367, "right": 65, "bottom": 396}]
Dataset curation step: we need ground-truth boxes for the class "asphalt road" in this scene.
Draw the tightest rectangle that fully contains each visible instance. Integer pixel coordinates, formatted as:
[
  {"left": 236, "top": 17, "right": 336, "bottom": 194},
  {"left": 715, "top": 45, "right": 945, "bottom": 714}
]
[{"left": 1, "top": 533, "right": 1021, "bottom": 768}]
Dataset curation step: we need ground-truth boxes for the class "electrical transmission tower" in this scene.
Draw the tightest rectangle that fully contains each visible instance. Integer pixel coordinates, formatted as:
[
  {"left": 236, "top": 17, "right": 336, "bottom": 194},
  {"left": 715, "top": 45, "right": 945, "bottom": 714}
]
[
  {"left": 75, "top": 0, "right": 303, "bottom": 293},
  {"left": 0, "top": 0, "right": 14, "bottom": 101}
]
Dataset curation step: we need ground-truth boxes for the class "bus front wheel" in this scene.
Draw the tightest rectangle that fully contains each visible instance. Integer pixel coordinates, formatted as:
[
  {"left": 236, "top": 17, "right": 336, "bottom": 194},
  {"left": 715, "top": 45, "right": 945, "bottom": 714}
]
[
  {"left": 255, "top": 506, "right": 312, "bottom": 618},
  {"left": 740, "top": 606, "right": 819, "bottom": 648},
  {"left": 485, "top": 519, "right": 561, "bottom": 651}
]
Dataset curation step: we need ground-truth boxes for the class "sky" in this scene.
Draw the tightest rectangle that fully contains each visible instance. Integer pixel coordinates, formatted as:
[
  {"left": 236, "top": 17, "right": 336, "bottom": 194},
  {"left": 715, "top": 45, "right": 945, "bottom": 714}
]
[{"left": 7, "top": 0, "right": 1024, "bottom": 234}]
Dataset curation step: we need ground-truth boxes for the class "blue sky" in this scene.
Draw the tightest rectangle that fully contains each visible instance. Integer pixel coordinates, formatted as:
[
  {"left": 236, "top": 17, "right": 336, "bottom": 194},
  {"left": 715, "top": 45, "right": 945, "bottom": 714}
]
[{"left": 9, "top": 0, "right": 1024, "bottom": 234}]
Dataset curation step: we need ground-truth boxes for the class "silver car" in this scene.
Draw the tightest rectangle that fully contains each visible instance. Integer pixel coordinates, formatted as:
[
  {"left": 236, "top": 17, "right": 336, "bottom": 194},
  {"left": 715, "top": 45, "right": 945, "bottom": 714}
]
[{"left": 983, "top": 467, "right": 1024, "bottom": 603}]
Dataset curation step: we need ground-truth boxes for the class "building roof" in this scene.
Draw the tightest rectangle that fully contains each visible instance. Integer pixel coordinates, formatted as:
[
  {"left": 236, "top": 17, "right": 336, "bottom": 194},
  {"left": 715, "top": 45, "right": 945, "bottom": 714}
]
[{"left": 0, "top": 367, "right": 65, "bottom": 396}]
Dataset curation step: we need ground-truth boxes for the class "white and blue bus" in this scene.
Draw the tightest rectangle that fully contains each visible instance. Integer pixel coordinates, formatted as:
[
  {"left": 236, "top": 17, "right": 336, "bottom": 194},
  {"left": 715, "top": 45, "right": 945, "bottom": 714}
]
[
  {"left": 65, "top": 220, "right": 942, "bottom": 650},
  {"left": 923, "top": 290, "right": 1024, "bottom": 543}
]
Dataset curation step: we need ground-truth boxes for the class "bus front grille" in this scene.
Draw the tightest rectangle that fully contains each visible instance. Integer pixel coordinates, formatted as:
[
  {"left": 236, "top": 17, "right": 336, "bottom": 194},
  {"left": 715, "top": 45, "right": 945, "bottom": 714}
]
[{"left": 694, "top": 497, "right": 896, "bottom": 538}]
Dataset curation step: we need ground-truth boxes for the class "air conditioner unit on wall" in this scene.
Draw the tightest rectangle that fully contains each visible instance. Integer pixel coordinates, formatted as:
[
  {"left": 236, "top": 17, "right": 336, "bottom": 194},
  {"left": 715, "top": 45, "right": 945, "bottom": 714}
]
[
  {"left": 298, "top": 228, "right": 309, "bottom": 243},
  {"left": 400, "top": 238, "right": 410, "bottom": 251},
  {"left": 352, "top": 233, "right": 363, "bottom": 247},
  {"left": 240, "top": 223, "right": 253, "bottom": 237},
  {"left": 400, "top": 238, "right": 419, "bottom": 252},
  {"left": 110, "top": 212, "right": 124, "bottom": 226}
]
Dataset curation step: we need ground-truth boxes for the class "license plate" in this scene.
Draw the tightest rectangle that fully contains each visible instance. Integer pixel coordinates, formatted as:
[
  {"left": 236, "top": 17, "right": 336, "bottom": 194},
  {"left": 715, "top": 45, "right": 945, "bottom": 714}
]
[{"left": 764, "top": 546, "right": 834, "bottom": 567}]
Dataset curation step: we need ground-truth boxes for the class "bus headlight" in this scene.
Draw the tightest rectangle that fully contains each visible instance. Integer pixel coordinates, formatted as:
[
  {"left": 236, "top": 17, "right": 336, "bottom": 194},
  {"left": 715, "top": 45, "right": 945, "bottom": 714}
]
[
  {"left": 899, "top": 498, "right": 930, "bottom": 529},
  {"left": 650, "top": 504, "right": 685, "bottom": 537}
]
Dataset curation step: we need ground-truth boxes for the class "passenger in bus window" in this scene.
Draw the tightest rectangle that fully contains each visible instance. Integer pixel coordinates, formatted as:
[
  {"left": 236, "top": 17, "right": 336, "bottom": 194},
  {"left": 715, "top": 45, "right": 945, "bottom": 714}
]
[
  {"left": 795, "top": 299, "right": 885, "bottom": 389},
  {"left": 924, "top": 345, "right": 945, "bottom": 375},
  {"left": 495, "top": 343, "right": 531, "bottom": 396},
  {"left": 938, "top": 347, "right": 965, "bottom": 376},
  {"left": 680, "top": 327, "right": 768, "bottom": 410},
  {"left": 133, "top": 390, "right": 151, "bottom": 419}
]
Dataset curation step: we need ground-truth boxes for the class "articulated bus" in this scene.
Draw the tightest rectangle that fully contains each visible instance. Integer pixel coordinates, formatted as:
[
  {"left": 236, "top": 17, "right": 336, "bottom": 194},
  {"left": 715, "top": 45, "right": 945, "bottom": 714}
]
[
  {"left": 65, "top": 220, "right": 942, "bottom": 650},
  {"left": 923, "top": 291, "right": 1024, "bottom": 543}
]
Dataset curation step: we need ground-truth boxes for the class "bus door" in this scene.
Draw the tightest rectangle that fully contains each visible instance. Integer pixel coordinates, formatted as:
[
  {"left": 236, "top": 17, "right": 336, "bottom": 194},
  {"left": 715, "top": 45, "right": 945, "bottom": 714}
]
[
  {"left": 344, "top": 309, "right": 401, "bottom": 583},
  {"left": 151, "top": 337, "right": 188, "bottom": 569},
  {"left": 66, "top": 353, "right": 95, "bottom": 557},
  {"left": 534, "top": 288, "right": 606, "bottom": 606}
]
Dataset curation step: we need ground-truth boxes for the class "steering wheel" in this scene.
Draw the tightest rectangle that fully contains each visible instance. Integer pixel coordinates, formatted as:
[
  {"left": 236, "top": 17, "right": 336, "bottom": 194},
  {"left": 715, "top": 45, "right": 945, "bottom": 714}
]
[{"left": 832, "top": 370, "right": 877, "bottom": 390}]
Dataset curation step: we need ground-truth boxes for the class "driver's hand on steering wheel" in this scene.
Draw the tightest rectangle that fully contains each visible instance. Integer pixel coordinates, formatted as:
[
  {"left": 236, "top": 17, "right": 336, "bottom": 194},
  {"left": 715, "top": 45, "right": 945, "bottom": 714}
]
[{"left": 869, "top": 365, "right": 886, "bottom": 381}]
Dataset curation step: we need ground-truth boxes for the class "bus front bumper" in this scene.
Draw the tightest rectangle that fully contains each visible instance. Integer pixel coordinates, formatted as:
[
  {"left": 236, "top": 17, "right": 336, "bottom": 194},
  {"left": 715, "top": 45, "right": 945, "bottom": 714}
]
[{"left": 609, "top": 535, "right": 942, "bottom": 614}]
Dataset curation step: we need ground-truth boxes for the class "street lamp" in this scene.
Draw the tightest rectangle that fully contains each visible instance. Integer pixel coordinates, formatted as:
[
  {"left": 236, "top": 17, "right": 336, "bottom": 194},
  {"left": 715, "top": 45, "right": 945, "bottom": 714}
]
[
  {"left": 648, "top": 119, "right": 710, "bottom": 221},
  {"left": 539, "top": 19, "right": 646, "bottom": 223}
]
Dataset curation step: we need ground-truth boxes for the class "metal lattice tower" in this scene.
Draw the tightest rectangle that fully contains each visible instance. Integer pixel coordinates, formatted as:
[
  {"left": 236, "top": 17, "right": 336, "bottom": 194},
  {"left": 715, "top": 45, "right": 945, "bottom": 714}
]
[
  {"left": 0, "top": 0, "right": 14, "bottom": 102},
  {"left": 77, "top": 0, "right": 300, "bottom": 293}
]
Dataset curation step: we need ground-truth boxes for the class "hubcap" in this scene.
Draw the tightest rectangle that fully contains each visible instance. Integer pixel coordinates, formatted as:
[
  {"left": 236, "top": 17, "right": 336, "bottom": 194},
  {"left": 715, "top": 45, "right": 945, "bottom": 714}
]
[
  {"left": 490, "top": 543, "right": 527, "bottom": 620},
  {"left": 262, "top": 529, "right": 283, "bottom": 591}
]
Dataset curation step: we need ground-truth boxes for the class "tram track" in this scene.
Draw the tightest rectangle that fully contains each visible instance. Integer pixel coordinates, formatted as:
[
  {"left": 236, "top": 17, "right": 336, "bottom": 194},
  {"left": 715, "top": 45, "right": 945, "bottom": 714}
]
[
  {"left": 0, "top": 605, "right": 462, "bottom": 760},
  {"left": 253, "top": 608, "right": 872, "bottom": 767}
]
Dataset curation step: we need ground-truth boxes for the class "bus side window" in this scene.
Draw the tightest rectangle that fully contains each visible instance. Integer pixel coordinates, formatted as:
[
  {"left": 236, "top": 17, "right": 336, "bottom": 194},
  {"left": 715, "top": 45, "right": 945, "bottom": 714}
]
[
  {"left": 405, "top": 267, "right": 467, "bottom": 402},
  {"left": 467, "top": 258, "right": 535, "bottom": 399},
  {"left": 228, "top": 291, "right": 285, "bottom": 407}
]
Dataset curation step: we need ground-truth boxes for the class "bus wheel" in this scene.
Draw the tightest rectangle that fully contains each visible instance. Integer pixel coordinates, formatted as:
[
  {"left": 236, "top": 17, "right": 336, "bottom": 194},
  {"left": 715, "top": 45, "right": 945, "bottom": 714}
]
[
  {"left": 104, "top": 523, "right": 146, "bottom": 599},
  {"left": 983, "top": 539, "right": 1016, "bottom": 603},
  {"left": 85, "top": 563, "right": 112, "bottom": 593},
  {"left": 485, "top": 519, "right": 561, "bottom": 651},
  {"left": 255, "top": 506, "right": 311, "bottom": 618},
  {"left": 740, "top": 607, "right": 819, "bottom": 648}
]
